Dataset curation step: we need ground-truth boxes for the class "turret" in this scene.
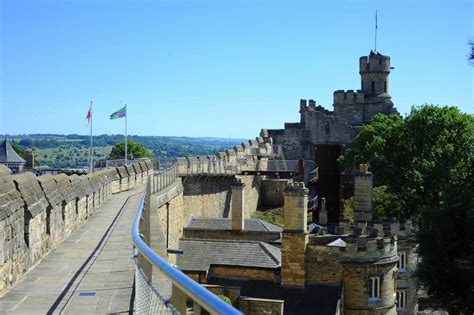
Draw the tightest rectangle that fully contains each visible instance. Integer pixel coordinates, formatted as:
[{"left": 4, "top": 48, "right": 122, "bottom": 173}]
[{"left": 359, "top": 51, "right": 391, "bottom": 97}]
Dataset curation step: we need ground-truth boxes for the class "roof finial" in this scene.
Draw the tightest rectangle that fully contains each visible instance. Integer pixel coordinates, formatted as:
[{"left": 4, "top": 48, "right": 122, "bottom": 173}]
[{"left": 374, "top": 10, "right": 378, "bottom": 53}]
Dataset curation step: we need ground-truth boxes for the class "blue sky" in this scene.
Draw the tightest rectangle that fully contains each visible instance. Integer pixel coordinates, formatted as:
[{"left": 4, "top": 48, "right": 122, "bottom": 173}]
[{"left": 1, "top": 0, "right": 472, "bottom": 138}]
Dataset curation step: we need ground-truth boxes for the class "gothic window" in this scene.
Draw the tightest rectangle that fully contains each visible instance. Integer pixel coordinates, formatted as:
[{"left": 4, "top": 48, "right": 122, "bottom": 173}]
[
  {"left": 397, "top": 251, "right": 407, "bottom": 272},
  {"left": 369, "top": 276, "right": 381, "bottom": 300},
  {"left": 371, "top": 81, "right": 375, "bottom": 93},
  {"left": 397, "top": 289, "right": 407, "bottom": 309}
]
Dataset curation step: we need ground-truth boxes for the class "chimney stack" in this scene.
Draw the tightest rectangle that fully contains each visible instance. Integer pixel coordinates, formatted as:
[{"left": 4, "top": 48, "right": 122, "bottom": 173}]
[
  {"left": 283, "top": 182, "right": 308, "bottom": 232},
  {"left": 231, "top": 179, "right": 245, "bottom": 230},
  {"left": 353, "top": 164, "right": 373, "bottom": 222},
  {"left": 281, "top": 182, "right": 309, "bottom": 287}
]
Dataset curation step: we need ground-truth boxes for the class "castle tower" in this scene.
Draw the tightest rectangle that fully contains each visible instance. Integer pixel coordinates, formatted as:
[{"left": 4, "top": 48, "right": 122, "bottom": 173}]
[
  {"left": 359, "top": 51, "right": 391, "bottom": 97},
  {"left": 341, "top": 235, "right": 399, "bottom": 314},
  {"left": 281, "top": 182, "right": 308, "bottom": 287}
]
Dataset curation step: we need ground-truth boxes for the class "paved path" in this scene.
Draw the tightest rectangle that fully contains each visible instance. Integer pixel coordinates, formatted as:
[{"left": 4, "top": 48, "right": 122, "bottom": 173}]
[{"left": 0, "top": 188, "right": 144, "bottom": 315}]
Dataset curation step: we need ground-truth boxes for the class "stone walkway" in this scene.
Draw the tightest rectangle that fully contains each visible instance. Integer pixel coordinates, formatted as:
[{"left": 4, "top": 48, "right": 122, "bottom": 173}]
[{"left": 0, "top": 188, "right": 143, "bottom": 315}]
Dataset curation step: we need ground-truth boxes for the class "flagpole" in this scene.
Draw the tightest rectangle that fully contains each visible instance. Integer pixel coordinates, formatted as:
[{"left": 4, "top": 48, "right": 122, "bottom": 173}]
[
  {"left": 89, "top": 101, "right": 93, "bottom": 173},
  {"left": 374, "top": 10, "right": 378, "bottom": 52},
  {"left": 124, "top": 104, "right": 127, "bottom": 163}
]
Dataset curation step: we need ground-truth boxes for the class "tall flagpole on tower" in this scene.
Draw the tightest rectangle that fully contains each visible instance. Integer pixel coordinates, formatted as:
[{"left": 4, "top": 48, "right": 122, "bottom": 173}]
[
  {"left": 374, "top": 10, "right": 378, "bottom": 52},
  {"left": 125, "top": 104, "right": 128, "bottom": 163}
]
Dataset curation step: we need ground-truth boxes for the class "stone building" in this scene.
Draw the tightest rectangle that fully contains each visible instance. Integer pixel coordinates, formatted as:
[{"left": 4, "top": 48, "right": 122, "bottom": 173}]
[
  {"left": 261, "top": 51, "right": 399, "bottom": 221},
  {"left": 0, "top": 138, "right": 26, "bottom": 174},
  {"left": 175, "top": 167, "right": 417, "bottom": 314}
]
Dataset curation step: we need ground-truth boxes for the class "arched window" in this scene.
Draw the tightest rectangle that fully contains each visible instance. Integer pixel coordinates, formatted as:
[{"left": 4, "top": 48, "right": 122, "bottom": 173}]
[{"left": 369, "top": 276, "right": 380, "bottom": 300}]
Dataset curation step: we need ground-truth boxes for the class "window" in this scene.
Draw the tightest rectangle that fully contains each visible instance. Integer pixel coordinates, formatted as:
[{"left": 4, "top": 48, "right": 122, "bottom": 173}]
[
  {"left": 384, "top": 81, "right": 387, "bottom": 93},
  {"left": 369, "top": 276, "right": 380, "bottom": 300},
  {"left": 371, "top": 81, "right": 375, "bottom": 93},
  {"left": 397, "top": 290, "right": 407, "bottom": 309},
  {"left": 397, "top": 251, "right": 407, "bottom": 272}
]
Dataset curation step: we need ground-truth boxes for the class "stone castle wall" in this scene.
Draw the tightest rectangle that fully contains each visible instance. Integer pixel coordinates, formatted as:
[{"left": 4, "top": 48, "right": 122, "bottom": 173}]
[
  {"left": 260, "top": 179, "right": 288, "bottom": 208},
  {"left": 152, "top": 174, "right": 262, "bottom": 264},
  {"left": 0, "top": 162, "right": 149, "bottom": 294}
]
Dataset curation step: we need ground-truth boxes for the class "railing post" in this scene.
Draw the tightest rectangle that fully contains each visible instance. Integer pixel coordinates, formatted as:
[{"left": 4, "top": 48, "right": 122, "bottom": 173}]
[
  {"left": 170, "top": 284, "right": 187, "bottom": 314},
  {"left": 193, "top": 301, "right": 202, "bottom": 315},
  {"left": 138, "top": 176, "right": 153, "bottom": 280}
]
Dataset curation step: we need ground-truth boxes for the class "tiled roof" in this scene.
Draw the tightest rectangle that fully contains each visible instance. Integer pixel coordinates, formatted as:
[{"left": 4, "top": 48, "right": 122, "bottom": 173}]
[
  {"left": 0, "top": 139, "right": 26, "bottom": 164},
  {"left": 176, "top": 239, "right": 281, "bottom": 272},
  {"left": 186, "top": 217, "right": 283, "bottom": 232}
]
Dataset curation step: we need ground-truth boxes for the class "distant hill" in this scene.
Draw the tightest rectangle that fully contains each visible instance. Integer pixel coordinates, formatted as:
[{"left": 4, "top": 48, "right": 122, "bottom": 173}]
[{"left": 1, "top": 134, "right": 247, "bottom": 168}]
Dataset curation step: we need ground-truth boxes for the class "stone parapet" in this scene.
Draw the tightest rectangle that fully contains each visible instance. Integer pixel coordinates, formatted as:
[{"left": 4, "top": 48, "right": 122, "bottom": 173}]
[
  {"left": 13, "top": 173, "right": 49, "bottom": 219},
  {"left": 333, "top": 90, "right": 365, "bottom": 105},
  {"left": 37, "top": 175, "right": 63, "bottom": 209},
  {"left": 54, "top": 173, "right": 77, "bottom": 204},
  {"left": 125, "top": 164, "right": 136, "bottom": 189},
  {"left": 0, "top": 174, "right": 27, "bottom": 292},
  {"left": 0, "top": 161, "right": 146, "bottom": 295},
  {"left": 12, "top": 173, "right": 49, "bottom": 267},
  {"left": 307, "top": 234, "right": 398, "bottom": 263},
  {"left": 0, "top": 165, "right": 11, "bottom": 177}
]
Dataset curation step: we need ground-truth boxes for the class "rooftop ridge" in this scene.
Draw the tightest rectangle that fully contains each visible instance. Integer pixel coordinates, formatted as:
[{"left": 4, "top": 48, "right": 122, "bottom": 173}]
[{"left": 258, "top": 242, "right": 281, "bottom": 265}]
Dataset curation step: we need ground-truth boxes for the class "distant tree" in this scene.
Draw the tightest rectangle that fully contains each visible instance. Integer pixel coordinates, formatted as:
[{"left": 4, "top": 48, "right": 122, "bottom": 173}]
[
  {"left": 372, "top": 185, "right": 403, "bottom": 219},
  {"left": 11, "top": 142, "right": 39, "bottom": 166},
  {"left": 340, "top": 185, "right": 402, "bottom": 222},
  {"left": 341, "top": 105, "right": 474, "bottom": 313},
  {"left": 109, "top": 139, "right": 152, "bottom": 159},
  {"left": 10, "top": 142, "right": 27, "bottom": 159}
]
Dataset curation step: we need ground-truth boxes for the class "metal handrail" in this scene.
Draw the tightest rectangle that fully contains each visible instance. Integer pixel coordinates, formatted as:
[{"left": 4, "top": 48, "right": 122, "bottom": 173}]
[{"left": 132, "top": 164, "right": 242, "bottom": 315}]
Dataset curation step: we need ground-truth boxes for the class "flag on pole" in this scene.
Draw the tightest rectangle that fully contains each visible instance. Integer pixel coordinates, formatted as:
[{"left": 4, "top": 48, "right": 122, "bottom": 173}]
[
  {"left": 86, "top": 105, "right": 92, "bottom": 123},
  {"left": 110, "top": 105, "right": 126, "bottom": 120}
]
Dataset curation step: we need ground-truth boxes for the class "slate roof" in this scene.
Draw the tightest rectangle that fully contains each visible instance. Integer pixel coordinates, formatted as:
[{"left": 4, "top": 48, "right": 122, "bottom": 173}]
[
  {"left": 208, "top": 278, "right": 342, "bottom": 315},
  {"left": 0, "top": 139, "right": 26, "bottom": 164},
  {"left": 186, "top": 217, "right": 283, "bottom": 232},
  {"left": 176, "top": 239, "right": 281, "bottom": 272}
]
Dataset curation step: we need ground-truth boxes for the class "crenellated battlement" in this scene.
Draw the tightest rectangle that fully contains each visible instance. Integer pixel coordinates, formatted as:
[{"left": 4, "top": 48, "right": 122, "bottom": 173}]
[
  {"left": 336, "top": 218, "right": 414, "bottom": 239},
  {"left": 307, "top": 232, "right": 397, "bottom": 262},
  {"left": 299, "top": 99, "right": 333, "bottom": 115},
  {"left": 359, "top": 51, "right": 391, "bottom": 73},
  {"left": 333, "top": 90, "right": 365, "bottom": 105},
  {"left": 176, "top": 135, "right": 279, "bottom": 176}
]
